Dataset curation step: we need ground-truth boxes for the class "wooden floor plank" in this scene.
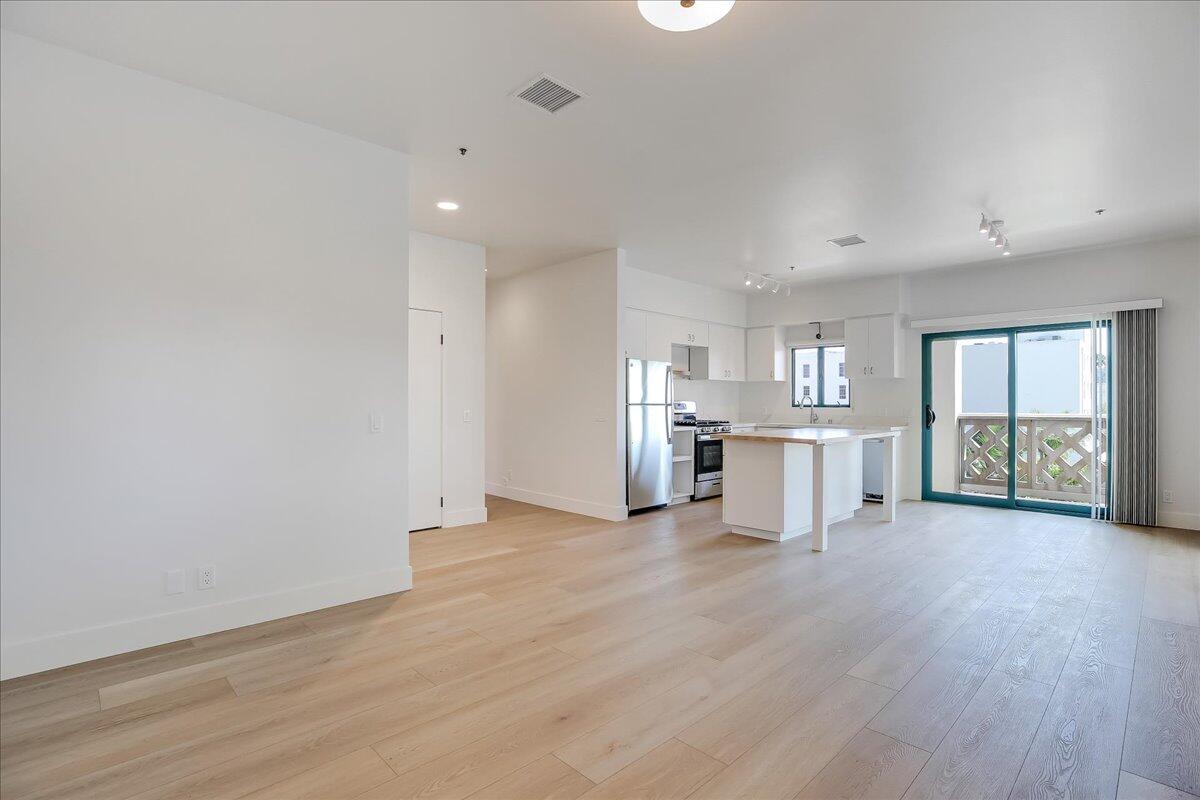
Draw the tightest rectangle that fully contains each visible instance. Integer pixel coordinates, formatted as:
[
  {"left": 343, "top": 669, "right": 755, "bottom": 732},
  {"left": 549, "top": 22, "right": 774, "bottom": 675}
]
[
  {"left": 847, "top": 580, "right": 994, "bottom": 690},
  {"left": 688, "top": 675, "right": 895, "bottom": 800},
  {"left": 1008, "top": 654, "right": 1133, "bottom": 800},
  {"left": 574, "top": 739, "right": 723, "bottom": 800},
  {"left": 900, "top": 669, "right": 1054, "bottom": 800},
  {"left": 0, "top": 497, "right": 1190, "bottom": 800},
  {"left": 794, "top": 729, "right": 930, "bottom": 800},
  {"left": 1122, "top": 618, "right": 1200, "bottom": 796},
  {"left": 462, "top": 754, "right": 593, "bottom": 800},
  {"left": 867, "top": 602, "right": 1027, "bottom": 751},
  {"left": 1116, "top": 771, "right": 1200, "bottom": 800},
  {"left": 240, "top": 747, "right": 396, "bottom": 800}
]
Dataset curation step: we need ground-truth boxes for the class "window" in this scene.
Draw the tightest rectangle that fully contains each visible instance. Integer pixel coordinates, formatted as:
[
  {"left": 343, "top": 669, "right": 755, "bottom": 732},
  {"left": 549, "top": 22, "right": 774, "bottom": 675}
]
[{"left": 791, "top": 345, "right": 850, "bottom": 407}]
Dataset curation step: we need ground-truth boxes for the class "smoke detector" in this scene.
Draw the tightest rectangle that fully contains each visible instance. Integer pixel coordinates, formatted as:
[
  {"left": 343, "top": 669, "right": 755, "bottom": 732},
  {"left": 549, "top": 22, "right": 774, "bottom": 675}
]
[{"left": 512, "top": 74, "right": 584, "bottom": 114}]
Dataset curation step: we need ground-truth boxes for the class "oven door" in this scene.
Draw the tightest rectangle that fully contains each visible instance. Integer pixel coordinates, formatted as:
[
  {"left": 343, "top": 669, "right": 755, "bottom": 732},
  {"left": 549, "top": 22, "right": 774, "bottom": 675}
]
[{"left": 694, "top": 435, "right": 724, "bottom": 482}]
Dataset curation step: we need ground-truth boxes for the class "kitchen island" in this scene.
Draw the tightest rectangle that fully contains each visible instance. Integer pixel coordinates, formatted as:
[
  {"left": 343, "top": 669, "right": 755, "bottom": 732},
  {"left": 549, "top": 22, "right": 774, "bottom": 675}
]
[{"left": 716, "top": 427, "right": 904, "bottom": 551}]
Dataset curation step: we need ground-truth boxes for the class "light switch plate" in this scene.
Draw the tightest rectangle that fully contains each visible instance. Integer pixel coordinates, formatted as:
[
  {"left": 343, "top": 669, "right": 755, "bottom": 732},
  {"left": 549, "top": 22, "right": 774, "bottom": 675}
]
[{"left": 369, "top": 412, "right": 383, "bottom": 433}]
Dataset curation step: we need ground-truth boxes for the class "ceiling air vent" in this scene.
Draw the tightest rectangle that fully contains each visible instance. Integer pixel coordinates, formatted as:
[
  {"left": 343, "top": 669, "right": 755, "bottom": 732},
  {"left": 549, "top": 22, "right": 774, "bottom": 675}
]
[
  {"left": 827, "top": 234, "right": 867, "bottom": 247},
  {"left": 513, "top": 74, "right": 584, "bottom": 114}
]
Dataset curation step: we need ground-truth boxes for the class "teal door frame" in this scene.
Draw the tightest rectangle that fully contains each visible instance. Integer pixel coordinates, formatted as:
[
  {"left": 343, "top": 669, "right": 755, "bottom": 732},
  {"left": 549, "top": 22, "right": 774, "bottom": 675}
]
[{"left": 920, "top": 321, "right": 1111, "bottom": 518}]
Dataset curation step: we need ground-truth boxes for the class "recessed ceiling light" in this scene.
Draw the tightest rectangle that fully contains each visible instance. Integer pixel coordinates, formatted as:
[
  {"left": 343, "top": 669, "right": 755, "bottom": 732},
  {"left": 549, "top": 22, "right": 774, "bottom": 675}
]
[
  {"left": 436, "top": 201, "right": 459, "bottom": 211},
  {"left": 638, "top": 0, "right": 735, "bottom": 32}
]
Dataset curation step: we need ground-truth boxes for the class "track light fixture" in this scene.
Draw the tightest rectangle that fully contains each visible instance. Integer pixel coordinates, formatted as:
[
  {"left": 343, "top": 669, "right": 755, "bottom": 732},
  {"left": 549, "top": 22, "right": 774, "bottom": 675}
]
[
  {"left": 743, "top": 270, "right": 790, "bottom": 295},
  {"left": 976, "top": 214, "right": 1013, "bottom": 257}
]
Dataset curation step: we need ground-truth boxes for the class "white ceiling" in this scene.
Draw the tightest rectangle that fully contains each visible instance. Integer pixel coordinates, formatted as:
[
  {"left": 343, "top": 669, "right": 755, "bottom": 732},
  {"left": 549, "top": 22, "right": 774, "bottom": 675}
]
[{"left": 3, "top": 1, "right": 1197, "bottom": 290}]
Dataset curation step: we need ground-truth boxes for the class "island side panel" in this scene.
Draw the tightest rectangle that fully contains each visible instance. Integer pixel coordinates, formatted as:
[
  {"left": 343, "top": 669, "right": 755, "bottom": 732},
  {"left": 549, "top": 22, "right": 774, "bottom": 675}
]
[
  {"left": 723, "top": 439, "right": 793, "bottom": 538},
  {"left": 823, "top": 440, "right": 864, "bottom": 518}
]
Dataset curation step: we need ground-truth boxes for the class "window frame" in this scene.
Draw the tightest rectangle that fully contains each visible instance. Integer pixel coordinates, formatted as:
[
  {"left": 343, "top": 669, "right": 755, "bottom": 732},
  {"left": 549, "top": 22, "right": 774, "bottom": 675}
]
[{"left": 790, "top": 345, "right": 852, "bottom": 408}]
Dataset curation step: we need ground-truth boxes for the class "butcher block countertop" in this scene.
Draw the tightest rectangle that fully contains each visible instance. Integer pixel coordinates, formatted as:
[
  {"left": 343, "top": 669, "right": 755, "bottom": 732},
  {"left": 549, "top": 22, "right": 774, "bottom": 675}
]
[{"left": 716, "top": 426, "right": 904, "bottom": 445}]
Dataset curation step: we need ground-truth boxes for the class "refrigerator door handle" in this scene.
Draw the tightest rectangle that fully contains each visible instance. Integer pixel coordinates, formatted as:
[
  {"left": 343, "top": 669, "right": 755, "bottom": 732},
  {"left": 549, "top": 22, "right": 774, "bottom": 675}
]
[{"left": 665, "top": 368, "right": 673, "bottom": 444}]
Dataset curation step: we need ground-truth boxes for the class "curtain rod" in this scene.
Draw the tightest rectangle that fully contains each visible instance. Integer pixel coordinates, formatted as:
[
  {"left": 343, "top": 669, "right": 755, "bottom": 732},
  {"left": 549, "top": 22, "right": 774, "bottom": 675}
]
[{"left": 909, "top": 298, "right": 1163, "bottom": 330}]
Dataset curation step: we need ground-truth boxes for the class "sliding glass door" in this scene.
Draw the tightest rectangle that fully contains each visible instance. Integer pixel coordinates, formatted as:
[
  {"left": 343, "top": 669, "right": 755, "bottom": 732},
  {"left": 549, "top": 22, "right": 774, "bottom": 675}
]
[{"left": 922, "top": 322, "right": 1110, "bottom": 517}]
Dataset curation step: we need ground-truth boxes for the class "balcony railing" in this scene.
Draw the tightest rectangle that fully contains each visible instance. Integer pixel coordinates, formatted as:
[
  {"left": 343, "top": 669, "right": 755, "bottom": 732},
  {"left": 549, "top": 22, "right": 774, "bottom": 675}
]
[{"left": 958, "top": 414, "right": 1107, "bottom": 502}]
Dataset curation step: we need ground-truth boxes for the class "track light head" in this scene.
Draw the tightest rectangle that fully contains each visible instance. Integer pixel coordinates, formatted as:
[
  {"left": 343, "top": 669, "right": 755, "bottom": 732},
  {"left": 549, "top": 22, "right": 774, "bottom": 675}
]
[
  {"left": 744, "top": 273, "right": 752, "bottom": 286},
  {"left": 1002, "top": 241, "right": 1012, "bottom": 256},
  {"left": 978, "top": 214, "right": 989, "bottom": 235}
]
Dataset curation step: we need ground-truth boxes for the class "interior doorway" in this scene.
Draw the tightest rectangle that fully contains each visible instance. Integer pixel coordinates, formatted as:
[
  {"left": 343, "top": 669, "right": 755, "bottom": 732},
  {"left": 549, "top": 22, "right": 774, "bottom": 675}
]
[
  {"left": 409, "top": 308, "right": 443, "bottom": 531},
  {"left": 922, "top": 322, "right": 1110, "bottom": 517}
]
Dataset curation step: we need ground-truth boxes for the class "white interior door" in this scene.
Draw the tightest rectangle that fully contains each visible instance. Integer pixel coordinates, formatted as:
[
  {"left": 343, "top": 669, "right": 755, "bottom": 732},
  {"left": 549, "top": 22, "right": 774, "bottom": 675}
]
[{"left": 408, "top": 309, "right": 442, "bottom": 531}]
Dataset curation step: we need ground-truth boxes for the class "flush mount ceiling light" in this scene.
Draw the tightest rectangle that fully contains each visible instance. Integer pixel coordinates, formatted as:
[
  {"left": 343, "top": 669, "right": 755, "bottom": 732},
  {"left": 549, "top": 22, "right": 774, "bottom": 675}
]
[
  {"left": 436, "top": 201, "right": 459, "bottom": 211},
  {"left": 977, "top": 214, "right": 1013, "bottom": 257},
  {"left": 638, "top": 0, "right": 735, "bottom": 32}
]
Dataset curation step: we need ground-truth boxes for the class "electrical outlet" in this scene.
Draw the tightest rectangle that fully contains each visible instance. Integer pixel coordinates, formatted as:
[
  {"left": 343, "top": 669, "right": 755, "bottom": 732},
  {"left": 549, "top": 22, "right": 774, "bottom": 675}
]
[
  {"left": 198, "top": 565, "right": 216, "bottom": 590},
  {"left": 1163, "top": 490, "right": 1175, "bottom": 504},
  {"left": 165, "top": 569, "right": 185, "bottom": 595}
]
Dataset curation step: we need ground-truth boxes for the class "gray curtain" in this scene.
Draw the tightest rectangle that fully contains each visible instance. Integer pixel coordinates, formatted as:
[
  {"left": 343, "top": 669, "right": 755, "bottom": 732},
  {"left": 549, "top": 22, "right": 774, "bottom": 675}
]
[{"left": 1111, "top": 308, "right": 1157, "bottom": 526}]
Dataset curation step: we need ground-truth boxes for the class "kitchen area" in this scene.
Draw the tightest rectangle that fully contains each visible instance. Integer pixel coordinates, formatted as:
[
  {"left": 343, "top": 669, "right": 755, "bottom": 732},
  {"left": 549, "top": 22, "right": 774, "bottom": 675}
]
[{"left": 625, "top": 298, "right": 908, "bottom": 550}]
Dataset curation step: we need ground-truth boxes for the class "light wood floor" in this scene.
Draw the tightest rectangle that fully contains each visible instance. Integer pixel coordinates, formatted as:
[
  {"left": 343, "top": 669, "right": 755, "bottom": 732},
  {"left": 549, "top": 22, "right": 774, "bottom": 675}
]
[{"left": 2, "top": 497, "right": 1198, "bottom": 800}]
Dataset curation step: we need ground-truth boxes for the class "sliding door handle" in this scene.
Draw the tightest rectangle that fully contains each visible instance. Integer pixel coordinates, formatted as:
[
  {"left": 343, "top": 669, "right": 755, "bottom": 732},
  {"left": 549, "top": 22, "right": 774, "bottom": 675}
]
[{"left": 924, "top": 404, "right": 937, "bottom": 429}]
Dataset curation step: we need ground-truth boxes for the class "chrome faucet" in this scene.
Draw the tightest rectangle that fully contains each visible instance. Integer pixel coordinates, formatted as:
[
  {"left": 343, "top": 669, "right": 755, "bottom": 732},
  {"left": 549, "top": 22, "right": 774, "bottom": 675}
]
[{"left": 799, "top": 394, "right": 818, "bottom": 424}]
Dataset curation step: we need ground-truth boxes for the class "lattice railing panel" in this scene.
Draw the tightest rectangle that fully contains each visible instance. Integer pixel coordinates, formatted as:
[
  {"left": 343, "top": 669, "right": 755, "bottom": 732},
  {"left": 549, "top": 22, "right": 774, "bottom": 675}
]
[{"left": 958, "top": 414, "right": 1106, "bottom": 502}]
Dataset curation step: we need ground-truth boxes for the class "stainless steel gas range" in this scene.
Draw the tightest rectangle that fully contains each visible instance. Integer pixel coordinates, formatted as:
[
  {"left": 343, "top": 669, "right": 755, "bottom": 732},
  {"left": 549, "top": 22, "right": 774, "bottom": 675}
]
[
  {"left": 672, "top": 402, "right": 730, "bottom": 500},
  {"left": 691, "top": 421, "right": 731, "bottom": 499}
]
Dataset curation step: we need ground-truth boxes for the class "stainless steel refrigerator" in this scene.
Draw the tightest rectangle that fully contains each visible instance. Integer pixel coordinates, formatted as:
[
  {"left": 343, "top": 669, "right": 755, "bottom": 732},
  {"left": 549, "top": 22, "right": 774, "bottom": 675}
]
[{"left": 627, "top": 358, "right": 673, "bottom": 512}]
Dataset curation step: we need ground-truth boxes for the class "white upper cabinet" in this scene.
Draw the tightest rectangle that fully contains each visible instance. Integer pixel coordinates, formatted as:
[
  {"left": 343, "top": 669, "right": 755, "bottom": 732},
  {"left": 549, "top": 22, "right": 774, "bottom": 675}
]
[
  {"left": 746, "top": 326, "right": 786, "bottom": 382},
  {"left": 645, "top": 311, "right": 709, "bottom": 363},
  {"left": 867, "top": 315, "right": 901, "bottom": 377},
  {"left": 645, "top": 312, "right": 674, "bottom": 362},
  {"left": 706, "top": 324, "right": 745, "bottom": 381},
  {"left": 844, "top": 317, "right": 869, "bottom": 377},
  {"left": 844, "top": 314, "right": 902, "bottom": 378},
  {"left": 624, "top": 308, "right": 647, "bottom": 360},
  {"left": 674, "top": 317, "right": 709, "bottom": 348}
]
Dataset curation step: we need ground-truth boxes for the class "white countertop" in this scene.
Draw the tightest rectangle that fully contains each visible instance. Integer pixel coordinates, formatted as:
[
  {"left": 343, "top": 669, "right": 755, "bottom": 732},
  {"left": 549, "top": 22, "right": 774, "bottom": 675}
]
[{"left": 717, "top": 426, "right": 904, "bottom": 445}]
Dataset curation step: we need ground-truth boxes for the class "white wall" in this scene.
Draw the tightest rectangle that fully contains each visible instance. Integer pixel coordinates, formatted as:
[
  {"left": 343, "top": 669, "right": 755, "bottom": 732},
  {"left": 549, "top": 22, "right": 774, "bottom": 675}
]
[
  {"left": 410, "top": 232, "right": 487, "bottom": 527},
  {"left": 624, "top": 266, "right": 747, "bottom": 327},
  {"left": 741, "top": 236, "right": 1200, "bottom": 529},
  {"left": 486, "top": 250, "right": 625, "bottom": 520},
  {"left": 0, "top": 32, "right": 411, "bottom": 679},
  {"left": 907, "top": 236, "right": 1200, "bottom": 530}
]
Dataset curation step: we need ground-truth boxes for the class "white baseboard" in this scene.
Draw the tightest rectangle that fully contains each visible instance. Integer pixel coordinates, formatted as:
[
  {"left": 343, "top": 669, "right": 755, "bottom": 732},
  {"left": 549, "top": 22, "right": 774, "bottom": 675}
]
[
  {"left": 0, "top": 565, "right": 413, "bottom": 680},
  {"left": 486, "top": 483, "right": 628, "bottom": 522},
  {"left": 1159, "top": 509, "right": 1200, "bottom": 531},
  {"left": 442, "top": 507, "right": 488, "bottom": 528}
]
